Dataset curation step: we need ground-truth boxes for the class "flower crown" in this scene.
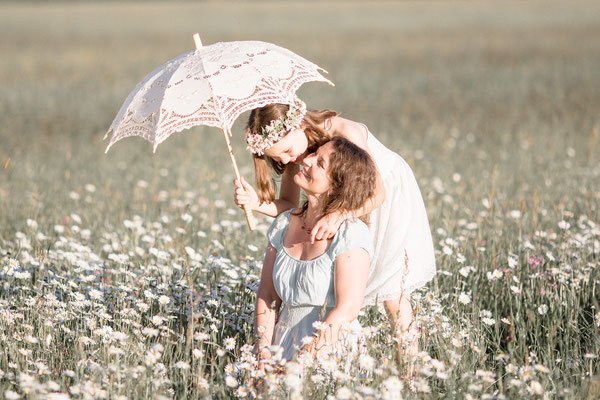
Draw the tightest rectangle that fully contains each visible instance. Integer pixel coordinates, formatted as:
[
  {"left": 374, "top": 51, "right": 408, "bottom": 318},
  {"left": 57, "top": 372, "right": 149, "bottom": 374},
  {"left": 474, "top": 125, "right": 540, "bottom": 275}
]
[{"left": 246, "top": 97, "right": 307, "bottom": 156}]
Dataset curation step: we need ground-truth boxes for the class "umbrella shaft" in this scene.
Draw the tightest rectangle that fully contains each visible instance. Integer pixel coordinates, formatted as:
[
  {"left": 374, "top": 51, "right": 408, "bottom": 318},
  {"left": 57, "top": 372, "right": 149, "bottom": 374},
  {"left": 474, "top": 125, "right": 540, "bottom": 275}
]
[
  {"left": 222, "top": 128, "right": 256, "bottom": 231},
  {"left": 222, "top": 129, "right": 241, "bottom": 180}
]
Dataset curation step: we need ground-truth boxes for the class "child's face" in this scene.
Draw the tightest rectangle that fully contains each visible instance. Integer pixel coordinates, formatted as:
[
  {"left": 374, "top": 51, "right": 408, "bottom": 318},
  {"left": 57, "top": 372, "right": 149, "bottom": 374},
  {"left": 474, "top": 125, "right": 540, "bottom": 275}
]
[{"left": 264, "top": 128, "right": 309, "bottom": 165}]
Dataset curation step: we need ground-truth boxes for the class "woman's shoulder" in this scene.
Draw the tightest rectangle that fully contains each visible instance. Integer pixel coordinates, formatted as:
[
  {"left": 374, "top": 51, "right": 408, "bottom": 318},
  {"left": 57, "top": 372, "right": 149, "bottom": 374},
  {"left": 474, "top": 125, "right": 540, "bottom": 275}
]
[
  {"left": 330, "top": 218, "right": 373, "bottom": 258},
  {"left": 278, "top": 208, "right": 294, "bottom": 220},
  {"left": 339, "top": 218, "right": 370, "bottom": 237},
  {"left": 267, "top": 210, "right": 293, "bottom": 246},
  {"left": 274, "top": 209, "right": 294, "bottom": 228}
]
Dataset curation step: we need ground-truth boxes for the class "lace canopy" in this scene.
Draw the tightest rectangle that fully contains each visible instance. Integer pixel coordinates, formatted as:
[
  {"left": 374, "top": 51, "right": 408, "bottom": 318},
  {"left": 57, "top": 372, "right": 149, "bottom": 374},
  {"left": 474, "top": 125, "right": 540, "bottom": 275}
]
[{"left": 104, "top": 40, "right": 333, "bottom": 152}]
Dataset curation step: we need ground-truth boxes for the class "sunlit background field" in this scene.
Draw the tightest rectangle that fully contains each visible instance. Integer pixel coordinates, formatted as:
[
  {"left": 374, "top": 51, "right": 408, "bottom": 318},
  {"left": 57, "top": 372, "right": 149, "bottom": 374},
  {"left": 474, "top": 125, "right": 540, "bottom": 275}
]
[{"left": 1, "top": 1, "right": 599, "bottom": 399}]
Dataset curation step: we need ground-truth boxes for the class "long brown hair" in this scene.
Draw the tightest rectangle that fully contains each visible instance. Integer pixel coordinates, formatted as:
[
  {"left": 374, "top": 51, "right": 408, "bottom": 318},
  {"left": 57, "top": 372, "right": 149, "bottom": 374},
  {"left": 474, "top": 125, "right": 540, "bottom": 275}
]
[
  {"left": 247, "top": 103, "right": 338, "bottom": 202},
  {"left": 294, "top": 136, "right": 377, "bottom": 224}
]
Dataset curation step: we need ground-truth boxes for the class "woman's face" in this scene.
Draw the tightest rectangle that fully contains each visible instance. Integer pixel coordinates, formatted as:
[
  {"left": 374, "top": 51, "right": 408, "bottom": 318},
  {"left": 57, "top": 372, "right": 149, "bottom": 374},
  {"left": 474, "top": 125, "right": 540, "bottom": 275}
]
[
  {"left": 293, "top": 141, "right": 334, "bottom": 196},
  {"left": 264, "top": 128, "right": 309, "bottom": 165}
]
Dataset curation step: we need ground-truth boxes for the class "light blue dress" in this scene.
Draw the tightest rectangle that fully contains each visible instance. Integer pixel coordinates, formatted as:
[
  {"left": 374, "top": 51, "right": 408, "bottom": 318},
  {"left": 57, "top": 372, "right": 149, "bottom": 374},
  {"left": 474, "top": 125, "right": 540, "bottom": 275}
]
[{"left": 267, "top": 210, "right": 373, "bottom": 360}]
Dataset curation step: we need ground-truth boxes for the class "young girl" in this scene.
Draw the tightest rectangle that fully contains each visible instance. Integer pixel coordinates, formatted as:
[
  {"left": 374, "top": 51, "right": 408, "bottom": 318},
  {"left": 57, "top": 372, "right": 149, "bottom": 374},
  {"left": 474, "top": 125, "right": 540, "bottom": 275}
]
[
  {"left": 255, "top": 137, "right": 376, "bottom": 363},
  {"left": 237, "top": 97, "right": 436, "bottom": 358}
]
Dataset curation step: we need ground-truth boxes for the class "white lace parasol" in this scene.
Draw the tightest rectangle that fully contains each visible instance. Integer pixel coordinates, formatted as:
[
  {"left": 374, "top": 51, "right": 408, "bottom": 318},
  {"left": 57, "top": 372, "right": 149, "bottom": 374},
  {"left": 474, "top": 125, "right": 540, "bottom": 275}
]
[
  {"left": 104, "top": 34, "right": 333, "bottom": 230},
  {"left": 104, "top": 34, "right": 333, "bottom": 152}
]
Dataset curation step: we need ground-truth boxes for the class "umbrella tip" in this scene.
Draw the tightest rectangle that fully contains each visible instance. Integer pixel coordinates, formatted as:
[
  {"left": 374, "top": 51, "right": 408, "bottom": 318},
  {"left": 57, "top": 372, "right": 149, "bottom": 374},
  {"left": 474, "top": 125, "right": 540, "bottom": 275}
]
[{"left": 193, "top": 33, "right": 202, "bottom": 50}]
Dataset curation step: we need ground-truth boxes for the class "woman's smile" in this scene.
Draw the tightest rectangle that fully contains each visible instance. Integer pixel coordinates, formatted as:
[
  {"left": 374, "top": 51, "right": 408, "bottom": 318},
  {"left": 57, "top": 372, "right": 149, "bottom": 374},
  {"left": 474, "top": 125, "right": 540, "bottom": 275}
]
[
  {"left": 297, "top": 167, "right": 311, "bottom": 181},
  {"left": 303, "top": 168, "right": 311, "bottom": 180}
]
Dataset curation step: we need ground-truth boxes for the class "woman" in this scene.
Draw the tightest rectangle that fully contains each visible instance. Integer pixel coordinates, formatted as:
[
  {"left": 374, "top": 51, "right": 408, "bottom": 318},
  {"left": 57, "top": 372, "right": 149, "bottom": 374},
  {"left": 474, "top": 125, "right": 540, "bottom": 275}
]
[
  {"left": 254, "top": 137, "right": 376, "bottom": 362},
  {"left": 238, "top": 97, "right": 436, "bottom": 358}
]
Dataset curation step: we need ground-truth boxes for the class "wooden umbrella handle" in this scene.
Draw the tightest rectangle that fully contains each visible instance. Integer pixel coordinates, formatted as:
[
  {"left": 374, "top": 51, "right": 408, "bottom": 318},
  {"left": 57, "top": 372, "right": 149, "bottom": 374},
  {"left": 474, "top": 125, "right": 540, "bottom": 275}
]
[
  {"left": 222, "top": 129, "right": 257, "bottom": 231},
  {"left": 242, "top": 204, "right": 257, "bottom": 231}
]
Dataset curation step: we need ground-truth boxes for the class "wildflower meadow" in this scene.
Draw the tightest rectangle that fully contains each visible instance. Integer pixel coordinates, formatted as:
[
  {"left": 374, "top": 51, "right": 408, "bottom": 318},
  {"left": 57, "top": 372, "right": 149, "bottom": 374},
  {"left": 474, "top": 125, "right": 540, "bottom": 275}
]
[{"left": 0, "top": 2, "right": 598, "bottom": 399}]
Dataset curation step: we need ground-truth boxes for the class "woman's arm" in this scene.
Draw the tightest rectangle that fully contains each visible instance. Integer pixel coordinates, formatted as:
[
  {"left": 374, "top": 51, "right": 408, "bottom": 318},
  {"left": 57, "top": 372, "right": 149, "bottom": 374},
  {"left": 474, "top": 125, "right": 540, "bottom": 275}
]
[
  {"left": 234, "top": 164, "right": 300, "bottom": 217},
  {"left": 254, "top": 245, "right": 282, "bottom": 356},
  {"left": 305, "top": 247, "right": 370, "bottom": 356}
]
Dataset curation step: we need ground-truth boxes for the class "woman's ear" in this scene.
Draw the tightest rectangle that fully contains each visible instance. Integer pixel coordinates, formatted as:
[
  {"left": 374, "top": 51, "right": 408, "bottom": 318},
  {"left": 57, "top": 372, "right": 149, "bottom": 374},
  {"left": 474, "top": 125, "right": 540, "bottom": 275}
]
[{"left": 323, "top": 117, "right": 333, "bottom": 132}]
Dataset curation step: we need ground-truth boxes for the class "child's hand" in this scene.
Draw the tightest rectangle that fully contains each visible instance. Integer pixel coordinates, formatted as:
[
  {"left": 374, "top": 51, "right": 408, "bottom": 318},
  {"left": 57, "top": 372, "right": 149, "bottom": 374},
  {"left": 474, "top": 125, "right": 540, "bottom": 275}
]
[
  {"left": 233, "top": 177, "right": 260, "bottom": 210},
  {"left": 310, "top": 211, "right": 347, "bottom": 244}
]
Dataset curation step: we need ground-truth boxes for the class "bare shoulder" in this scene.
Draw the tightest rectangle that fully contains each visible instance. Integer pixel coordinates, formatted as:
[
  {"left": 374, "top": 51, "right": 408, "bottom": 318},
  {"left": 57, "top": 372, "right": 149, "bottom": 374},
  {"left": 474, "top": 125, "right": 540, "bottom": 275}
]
[{"left": 330, "top": 116, "right": 368, "bottom": 147}]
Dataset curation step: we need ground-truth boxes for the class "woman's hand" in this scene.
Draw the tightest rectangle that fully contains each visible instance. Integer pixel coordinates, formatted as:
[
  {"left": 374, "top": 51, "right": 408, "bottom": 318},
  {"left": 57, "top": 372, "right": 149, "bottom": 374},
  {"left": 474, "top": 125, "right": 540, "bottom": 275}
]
[
  {"left": 299, "top": 336, "right": 317, "bottom": 356},
  {"left": 255, "top": 347, "right": 286, "bottom": 377},
  {"left": 256, "top": 346, "right": 272, "bottom": 374},
  {"left": 233, "top": 177, "right": 260, "bottom": 210},
  {"left": 310, "top": 211, "right": 347, "bottom": 244}
]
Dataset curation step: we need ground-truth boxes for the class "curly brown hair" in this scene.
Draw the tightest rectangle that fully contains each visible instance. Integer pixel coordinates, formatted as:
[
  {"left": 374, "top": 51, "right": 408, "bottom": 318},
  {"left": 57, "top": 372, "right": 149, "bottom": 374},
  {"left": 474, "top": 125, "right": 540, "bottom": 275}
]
[
  {"left": 293, "top": 136, "right": 377, "bottom": 224},
  {"left": 246, "top": 103, "right": 338, "bottom": 203}
]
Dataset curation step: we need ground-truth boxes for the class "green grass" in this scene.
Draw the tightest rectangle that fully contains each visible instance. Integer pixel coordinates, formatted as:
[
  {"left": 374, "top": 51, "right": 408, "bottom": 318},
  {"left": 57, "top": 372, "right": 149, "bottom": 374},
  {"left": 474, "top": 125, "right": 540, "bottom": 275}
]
[{"left": 0, "top": 1, "right": 598, "bottom": 399}]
